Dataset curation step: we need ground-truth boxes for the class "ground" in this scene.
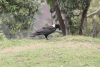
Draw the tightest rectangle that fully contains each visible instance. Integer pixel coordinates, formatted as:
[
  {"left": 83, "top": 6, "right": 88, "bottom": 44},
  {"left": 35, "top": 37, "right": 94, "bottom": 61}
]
[{"left": 0, "top": 35, "right": 100, "bottom": 67}]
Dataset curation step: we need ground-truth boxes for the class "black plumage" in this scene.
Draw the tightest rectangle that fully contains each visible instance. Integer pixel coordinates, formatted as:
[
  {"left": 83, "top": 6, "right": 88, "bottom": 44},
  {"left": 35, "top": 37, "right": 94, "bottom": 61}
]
[{"left": 30, "top": 24, "right": 60, "bottom": 40}]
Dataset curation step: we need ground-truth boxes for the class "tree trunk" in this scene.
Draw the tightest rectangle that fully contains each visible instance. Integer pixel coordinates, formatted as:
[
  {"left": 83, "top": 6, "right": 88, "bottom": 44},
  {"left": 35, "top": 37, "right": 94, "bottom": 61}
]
[
  {"left": 51, "top": 0, "right": 66, "bottom": 35},
  {"left": 79, "top": 3, "right": 90, "bottom": 35},
  {"left": 64, "top": 15, "right": 68, "bottom": 35},
  {"left": 92, "top": 18, "right": 97, "bottom": 37},
  {"left": 83, "top": 18, "right": 87, "bottom": 35}
]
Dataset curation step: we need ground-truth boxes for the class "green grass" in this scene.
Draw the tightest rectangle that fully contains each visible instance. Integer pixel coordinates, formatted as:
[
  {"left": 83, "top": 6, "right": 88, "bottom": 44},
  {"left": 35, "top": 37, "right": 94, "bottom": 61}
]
[{"left": 0, "top": 35, "right": 100, "bottom": 67}]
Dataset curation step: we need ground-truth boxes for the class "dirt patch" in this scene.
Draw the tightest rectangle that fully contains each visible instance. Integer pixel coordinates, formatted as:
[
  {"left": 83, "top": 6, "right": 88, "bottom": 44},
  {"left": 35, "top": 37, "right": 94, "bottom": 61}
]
[
  {"left": 0, "top": 42, "right": 100, "bottom": 54},
  {"left": 0, "top": 44, "right": 48, "bottom": 53}
]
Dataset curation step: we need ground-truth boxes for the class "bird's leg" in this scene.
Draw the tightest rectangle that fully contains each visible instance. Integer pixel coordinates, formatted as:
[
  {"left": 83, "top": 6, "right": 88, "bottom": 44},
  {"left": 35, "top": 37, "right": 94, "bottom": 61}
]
[{"left": 44, "top": 35, "right": 48, "bottom": 40}]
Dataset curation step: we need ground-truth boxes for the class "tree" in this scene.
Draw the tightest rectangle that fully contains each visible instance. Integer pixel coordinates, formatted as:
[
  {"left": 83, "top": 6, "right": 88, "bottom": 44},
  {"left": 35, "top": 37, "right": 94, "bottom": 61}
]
[
  {"left": 0, "top": 0, "right": 40, "bottom": 33},
  {"left": 84, "top": 0, "right": 100, "bottom": 37},
  {"left": 57, "top": 0, "right": 91, "bottom": 35},
  {"left": 46, "top": 0, "right": 66, "bottom": 35},
  {"left": 47, "top": 0, "right": 100, "bottom": 37},
  {"left": 50, "top": 0, "right": 66, "bottom": 35},
  {"left": 79, "top": 1, "right": 90, "bottom": 35},
  {"left": 46, "top": 0, "right": 92, "bottom": 35}
]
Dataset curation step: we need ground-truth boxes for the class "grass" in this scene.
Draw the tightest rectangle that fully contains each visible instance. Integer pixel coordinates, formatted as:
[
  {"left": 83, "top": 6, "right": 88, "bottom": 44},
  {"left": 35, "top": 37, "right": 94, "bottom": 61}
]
[{"left": 0, "top": 35, "right": 100, "bottom": 67}]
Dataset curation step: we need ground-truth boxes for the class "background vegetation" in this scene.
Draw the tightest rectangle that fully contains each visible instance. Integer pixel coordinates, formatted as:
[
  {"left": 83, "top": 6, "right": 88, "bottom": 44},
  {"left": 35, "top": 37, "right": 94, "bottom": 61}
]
[{"left": 0, "top": 0, "right": 100, "bottom": 39}]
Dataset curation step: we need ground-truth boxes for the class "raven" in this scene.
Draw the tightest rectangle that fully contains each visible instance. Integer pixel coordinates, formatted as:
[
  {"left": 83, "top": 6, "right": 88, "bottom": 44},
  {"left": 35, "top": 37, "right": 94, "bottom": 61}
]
[{"left": 30, "top": 24, "right": 61, "bottom": 40}]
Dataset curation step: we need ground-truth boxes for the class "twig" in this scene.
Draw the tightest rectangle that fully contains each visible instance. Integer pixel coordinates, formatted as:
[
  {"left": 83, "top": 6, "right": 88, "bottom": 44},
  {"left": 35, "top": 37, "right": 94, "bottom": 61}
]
[
  {"left": 55, "top": 30, "right": 62, "bottom": 34},
  {"left": 33, "top": 27, "right": 37, "bottom": 30},
  {"left": 87, "top": 8, "right": 100, "bottom": 18}
]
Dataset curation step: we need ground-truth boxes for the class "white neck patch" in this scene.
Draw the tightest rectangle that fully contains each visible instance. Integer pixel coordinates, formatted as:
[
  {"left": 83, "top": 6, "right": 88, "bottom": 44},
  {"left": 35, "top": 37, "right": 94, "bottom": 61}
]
[{"left": 52, "top": 24, "right": 55, "bottom": 27}]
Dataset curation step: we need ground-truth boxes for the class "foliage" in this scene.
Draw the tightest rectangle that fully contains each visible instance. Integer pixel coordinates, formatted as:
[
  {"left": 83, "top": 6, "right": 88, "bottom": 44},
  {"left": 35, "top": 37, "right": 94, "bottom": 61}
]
[
  {"left": 0, "top": 0, "right": 99, "bottom": 38},
  {"left": 0, "top": 20, "right": 4, "bottom": 40},
  {"left": 46, "top": 0, "right": 92, "bottom": 35},
  {"left": 0, "top": 0, "right": 40, "bottom": 33},
  {"left": 0, "top": 31, "right": 4, "bottom": 40},
  {"left": 59, "top": 0, "right": 91, "bottom": 17},
  {"left": 86, "top": 0, "right": 100, "bottom": 37},
  {"left": 46, "top": 0, "right": 91, "bottom": 18}
]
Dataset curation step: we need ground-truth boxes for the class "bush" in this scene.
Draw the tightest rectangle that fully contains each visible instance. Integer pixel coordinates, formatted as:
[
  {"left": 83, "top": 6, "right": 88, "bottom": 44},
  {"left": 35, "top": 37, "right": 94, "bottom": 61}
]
[{"left": 0, "top": 31, "right": 4, "bottom": 40}]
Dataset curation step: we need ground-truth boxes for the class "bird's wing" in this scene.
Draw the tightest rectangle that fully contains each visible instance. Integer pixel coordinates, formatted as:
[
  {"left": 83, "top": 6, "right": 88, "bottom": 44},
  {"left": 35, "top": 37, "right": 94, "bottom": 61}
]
[
  {"left": 42, "top": 26, "right": 54, "bottom": 29},
  {"left": 36, "top": 26, "right": 56, "bottom": 35}
]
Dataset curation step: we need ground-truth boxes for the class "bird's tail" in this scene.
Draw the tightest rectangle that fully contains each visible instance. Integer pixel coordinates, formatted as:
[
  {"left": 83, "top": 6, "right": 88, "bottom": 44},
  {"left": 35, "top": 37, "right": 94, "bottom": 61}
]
[{"left": 30, "top": 33, "right": 37, "bottom": 37}]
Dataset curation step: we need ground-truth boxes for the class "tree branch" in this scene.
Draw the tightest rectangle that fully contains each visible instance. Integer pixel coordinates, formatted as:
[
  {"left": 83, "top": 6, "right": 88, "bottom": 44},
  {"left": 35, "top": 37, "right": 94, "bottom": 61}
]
[
  {"left": 55, "top": 30, "right": 62, "bottom": 34},
  {"left": 86, "top": 8, "right": 100, "bottom": 18},
  {"left": 33, "top": 27, "right": 37, "bottom": 30}
]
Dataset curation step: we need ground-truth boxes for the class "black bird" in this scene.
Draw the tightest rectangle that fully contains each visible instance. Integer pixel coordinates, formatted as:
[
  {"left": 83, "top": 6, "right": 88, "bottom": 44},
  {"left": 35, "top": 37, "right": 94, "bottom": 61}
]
[{"left": 30, "top": 24, "right": 61, "bottom": 40}]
